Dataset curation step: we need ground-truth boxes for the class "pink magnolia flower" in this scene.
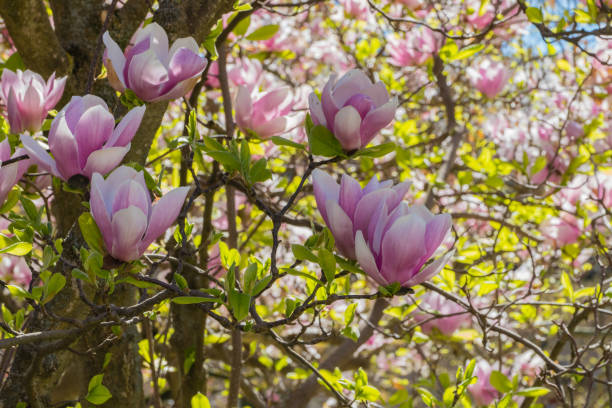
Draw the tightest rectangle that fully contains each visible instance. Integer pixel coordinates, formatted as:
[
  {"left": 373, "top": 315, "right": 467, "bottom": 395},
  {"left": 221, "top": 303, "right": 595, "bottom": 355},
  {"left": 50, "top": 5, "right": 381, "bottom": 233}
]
[
  {"left": 468, "top": 361, "right": 500, "bottom": 406},
  {"left": 542, "top": 214, "right": 581, "bottom": 247},
  {"left": 0, "top": 69, "right": 66, "bottom": 134},
  {"left": 103, "top": 23, "right": 206, "bottom": 102},
  {"left": 468, "top": 60, "right": 510, "bottom": 98},
  {"left": 355, "top": 202, "right": 453, "bottom": 288},
  {"left": 235, "top": 85, "right": 296, "bottom": 138},
  {"left": 386, "top": 28, "right": 440, "bottom": 66},
  {"left": 0, "top": 254, "right": 31, "bottom": 286},
  {"left": 228, "top": 57, "right": 263, "bottom": 92},
  {"left": 90, "top": 166, "right": 189, "bottom": 262},
  {"left": 565, "top": 121, "right": 584, "bottom": 141},
  {"left": 312, "top": 169, "right": 411, "bottom": 259},
  {"left": 21, "top": 95, "right": 145, "bottom": 181},
  {"left": 513, "top": 352, "right": 544, "bottom": 381},
  {"left": 412, "top": 291, "right": 469, "bottom": 335},
  {"left": 0, "top": 138, "right": 29, "bottom": 206},
  {"left": 309, "top": 69, "right": 396, "bottom": 151},
  {"left": 466, "top": 5, "right": 495, "bottom": 30},
  {"left": 341, "top": 0, "right": 369, "bottom": 18}
]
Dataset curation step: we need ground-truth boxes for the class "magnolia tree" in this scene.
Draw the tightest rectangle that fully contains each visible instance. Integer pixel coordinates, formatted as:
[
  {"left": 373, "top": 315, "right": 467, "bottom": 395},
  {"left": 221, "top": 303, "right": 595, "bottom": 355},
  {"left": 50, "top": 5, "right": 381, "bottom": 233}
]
[{"left": 0, "top": 0, "right": 611, "bottom": 407}]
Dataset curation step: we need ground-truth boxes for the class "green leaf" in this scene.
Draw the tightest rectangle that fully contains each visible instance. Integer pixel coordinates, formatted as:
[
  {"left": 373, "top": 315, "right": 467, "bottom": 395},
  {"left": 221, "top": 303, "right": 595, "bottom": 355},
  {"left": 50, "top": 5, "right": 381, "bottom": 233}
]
[
  {"left": 228, "top": 291, "right": 251, "bottom": 321},
  {"left": 206, "top": 151, "right": 241, "bottom": 171},
  {"left": 292, "top": 244, "right": 319, "bottom": 263},
  {"left": 249, "top": 158, "right": 271, "bottom": 183},
  {"left": 243, "top": 263, "right": 258, "bottom": 294},
  {"left": 2, "top": 52, "right": 25, "bottom": 73},
  {"left": 233, "top": 14, "right": 251, "bottom": 36},
  {"left": 7, "top": 284, "right": 36, "bottom": 300},
  {"left": 308, "top": 125, "right": 344, "bottom": 157},
  {"left": 246, "top": 24, "right": 279, "bottom": 41},
  {"left": 270, "top": 136, "right": 305, "bottom": 150},
  {"left": 516, "top": 387, "right": 550, "bottom": 397},
  {"left": 191, "top": 392, "right": 211, "bottom": 408},
  {"left": 42, "top": 273, "right": 66, "bottom": 304},
  {"left": 86, "top": 384, "right": 112, "bottom": 405},
  {"left": 78, "top": 213, "right": 105, "bottom": 254},
  {"left": 174, "top": 273, "right": 188, "bottom": 290},
  {"left": 88, "top": 374, "right": 104, "bottom": 391},
  {"left": 284, "top": 268, "right": 324, "bottom": 286},
  {"left": 172, "top": 296, "right": 221, "bottom": 304},
  {"left": 318, "top": 248, "right": 336, "bottom": 283},
  {"left": 19, "top": 196, "right": 39, "bottom": 223},
  {"left": 490, "top": 370, "right": 513, "bottom": 393},
  {"left": 251, "top": 274, "right": 272, "bottom": 296},
  {"left": 353, "top": 142, "right": 395, "bottom": 158},
  {"left": 344, "top": 302, "right": 357, "bottom": 325},
  {"left": 0, "top": 189, "right": 20, "bottom": 213},
  {"left": 530, "top": 155, "right": 548, "bottom": 176},
  {"left": 0, "top": 242, "right": 32, "bottom": 256},
  {"left": 526, "top": 7, "right": 543, "bottom": 24},
  {"left": 451, "top": 43, "right": 485, "bottom": 60}
]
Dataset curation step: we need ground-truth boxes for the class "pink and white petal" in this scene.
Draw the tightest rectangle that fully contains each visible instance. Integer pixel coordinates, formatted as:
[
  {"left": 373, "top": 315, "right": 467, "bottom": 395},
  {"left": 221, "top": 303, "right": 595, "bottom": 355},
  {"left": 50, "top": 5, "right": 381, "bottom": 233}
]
[
  {"left": 127, "top": 50, "right": 169, "bottom": 101},
  {"left": 353, "top": 189, "right": 393, "bottom": 239},
  {"left": 325, "top": 199, "right": 356, "bottom": 259},
  {"left": 332, "top": 69, "right": 371, "bottom": 106},
  {"left": 139, "top": 186, "right": 190, "bottom": 252},
  {"left": 0, "top": 139, "right": 11, "bottom": 161},
  {"left": 308, "top": 92, "right": 327, "bottom": 127},
  {"left": 44, "top": 75, "right": 67, "bottom": 111},
  {"left": 363, "top": 81, "right": 391, "bottom": 106},
  {"left": 82, "top": 145, "right": 131, "bottom": 179},
  {"left": 388, "top": 180, "right": 412, "bottom": 208},
  {"left": 402, "top": 249, "right": 455, "bottom": 288},
  {"left": 355, "top": 230, "right": 387, "bottom": 286},
  {"left": 235, "top": 86, "right": 253, "bottom": 131},
  {"left": 311, "top": 169, "right": 340, "bottom": 226},
  {"left": 90, "top": 172, "right": 114, "bottom": 251},
  {"left": 102, "top": 31, "right": 127, "bottom": 87},
  {"left": 1, "top": 69, "right": 18, "bottom": 101},
  {"left": 20, "top": 134, "right": 60, "bottom": 178},
  {"left": 168, "top": 47, "right": 205, "bottom": 80},
  {"left": 253, "top": 116, "right": 288, "bottom": 139},
  {"left": 333, "top": 106, "right": 362, "bottom": 150},
  {"left": 21, "top": 85, "right": 43, "bottom": 131},
  {"left": 110, "top": 206, "right": 148, "bottom": 262},
  {"left": 106, "top": 105, "right": 146, "bottom": 147},
  {"left": 152, "top": 76, "right": 199, "bottom": 102},
  {"left": 424, "top": 213, "right": 452, "bottom": 255},
  {"left": 111, "top": 179, "right": 150, "bottom": 215},
  {"left": 360, "top": 98, "right": 397, "bottom": 146},
  {"left": 380, "top": 214, "right": 427, "bottom": 284},
  {"left": 7, "top": 88, "right": 23, "bottom": 133},
  {"left": 320, "top": 74, "right": 339, "bottom": 128},
  {"left": 103, "top": 166, "right": 145, "bottom": 203},
  {"left": 169, "top": 37, "right": 200, "bottom": 57},
  {"left": 74, "top": 105, "right": 115, "bottom": 163},
  {"left": 339, "top": 173, "right": 362, "bottom": 219}
]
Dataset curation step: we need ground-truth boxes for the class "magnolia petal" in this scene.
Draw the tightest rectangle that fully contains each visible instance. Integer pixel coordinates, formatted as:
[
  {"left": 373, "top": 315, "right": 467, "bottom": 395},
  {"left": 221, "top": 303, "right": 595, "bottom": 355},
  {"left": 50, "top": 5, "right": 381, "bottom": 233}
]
[
  {"left": 110, "top": 206, "right": 148, "bottom": 262},
  {"left": 111, "top": 179, "right": 150, "bottom": 216},
  {"left": 235, "top": 85, "right": 253, "bottom": 131},
  {"left": 355, "top": 230, "right": 387, "bottom": 286},
  {"left": 44, "top": 74, "right": 67, "bottom": 111},
  {"left": 90, "top": 172, "right": 114, "bottom": 251},
  {"left": 311, "top": 169, "right": 340, "bottom": 226},
  {"left": 127, "top": 49, "right": 168, "bottom": 102},
  {"left": 82, "top": 145, "right": 131, "bottom": 179},
  {"left": 102, "top": 31, "right": 127, "bottom": 88},
  {"left": 333, "top": 106, "right": 362, "bottom": 150},
  {"left": 339, "top": 173, "right": 362, "bottom": 220},
  {"left": 106, "top": 105, "right": 146, "bottom": 147},
  {"left": 308, "top": 92, "right": 327, "bottom": 127},
  {"left": 325, "top": 199, "right": 356, "bottom": 259},
  {"left": 424, "top": 213, "right": 452, "bottom": 255},
  {"left": 20, "top": 134, "right": 60, "bottom": 178},
  {"left": 360, "top": 98, "right": 397, "bottom": 146},
  {"left": 380, "top": 214, "right": 427, "bottom": 284},
  {"left": 139, "top": 186, "right": 190, "bottom": 252},
  {"left": 74, "top": 105, "right": 115, "bottom": 165},
  {"left": 332, "top": 69, "right": 371, "bottom": 107},
  {"left": 402, "top": 249, "right": 455, "bottom": 288}
]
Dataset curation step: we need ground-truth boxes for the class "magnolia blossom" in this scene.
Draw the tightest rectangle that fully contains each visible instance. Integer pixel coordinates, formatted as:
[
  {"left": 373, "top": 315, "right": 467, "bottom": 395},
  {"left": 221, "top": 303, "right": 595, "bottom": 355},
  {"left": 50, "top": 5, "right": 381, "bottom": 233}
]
[
  {"left": 386, "top": 28, "right": 439, "bottom": 66},
  {"left": 542, "top": 214, "right": 581, "bottom": 247},
  {"left": 90, "top": 166, "right": 189, "bottom": 262},
  {"left": 103, "top": 23, "right": 206, "bottom": 102},
  {"left": 412, "top": 291, "right": 469, "bottom": 335},
  {"left": 312, "top": 169, "right": 410, "bottom": 259},
  {"left": 21, "top": 95, "right": 145, "bottom": 181},
  {"left": 0, "top": 254, "right": 31, "bottom": 286},
  {"left": 468, "top": 59, "right": 510, "bottom": 98},
  {"left": 309, "top": 69, "right": 396, "bottom": 151},
  {"left": 354, "top": 202, "right": 453, "bottom": 288},
  {"left": 566, "top": 121, "right": 584, "bottom": 140},
  {"left": 341, "top": 0, "right": 369, "bottom": 18},
  {"left": 0, "top": 139, "right": 29, "bottom": 205},
  {"left": 0, "top": 69, "right": 66, "bottom": 134},
  {"left": 313, "top": 170, "right": 452, "bottom": 287},
  {"left": 235, "top": 86, "right": 296, "bottom": 138},
  {"left": 468, "top": 361, "right": 500, "bottom": 406}
]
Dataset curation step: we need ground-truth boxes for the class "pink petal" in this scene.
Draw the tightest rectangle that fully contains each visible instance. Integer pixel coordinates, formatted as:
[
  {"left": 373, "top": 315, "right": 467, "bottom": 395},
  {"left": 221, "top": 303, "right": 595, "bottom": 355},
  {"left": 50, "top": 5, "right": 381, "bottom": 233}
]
[
  {"left": 74, "top": 105, "right": 115, "bottom": 167},
  {"left": 403, "top": 249, "right": 455, "bottom": 288},
  {"left": 127, "top": 49, "right": 168, "bottom": 102},
  {"left": 20, "top": 134, "right": 60, "bottom": 178},
  {"left": 102, "top": 31, "right": 127, "bottom": 88},
  {"left": 333, "top": 106, "right": 362, "bottom": 150},
  {"left": 90, "top": 172, "right": 114, "bottom": 251},
  {"left": 110, "top": 206, "right": 148, "bottom": 262},
  {"left": 106, "top": 105, "right": 146, "bottom": 147},
  {"left": 235, "top": 85, "right": 253, "bottom": 131},
  {"left": 308, "top": 92, "right": 327, "bottom": 127},
  {"left": 355, "top": 230, "right": 387, "bottom": 286},
  {"left": 312, "top": 169, "right": 340, "bottom": 226},
  {"left": 338, "top": 173, "right": 362, "bottom": 219},
  {"left": 360, "top": 98, "right": 396, "bottom": 146},
  {"left": 139, "top": 186, "right": 190, "bottom": 252},
  {"left": 82, "top": 145, "right": 131, "bottom": 179},
  {"left": 325, "top": 199, "right": 356, "bottom": 259},
  {"left": 380, "top": 214, "right": 427, "bottom": 284},
  {"left": 424, "top": 214, "right": 452, "bottom": 254}
]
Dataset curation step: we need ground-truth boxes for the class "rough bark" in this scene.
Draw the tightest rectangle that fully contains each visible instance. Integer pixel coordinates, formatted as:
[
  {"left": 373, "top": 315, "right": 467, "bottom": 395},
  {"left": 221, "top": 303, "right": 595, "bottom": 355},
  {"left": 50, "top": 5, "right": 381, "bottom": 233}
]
[{"left": 0, "top": 0, "right": 236, "bottom": 406}]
